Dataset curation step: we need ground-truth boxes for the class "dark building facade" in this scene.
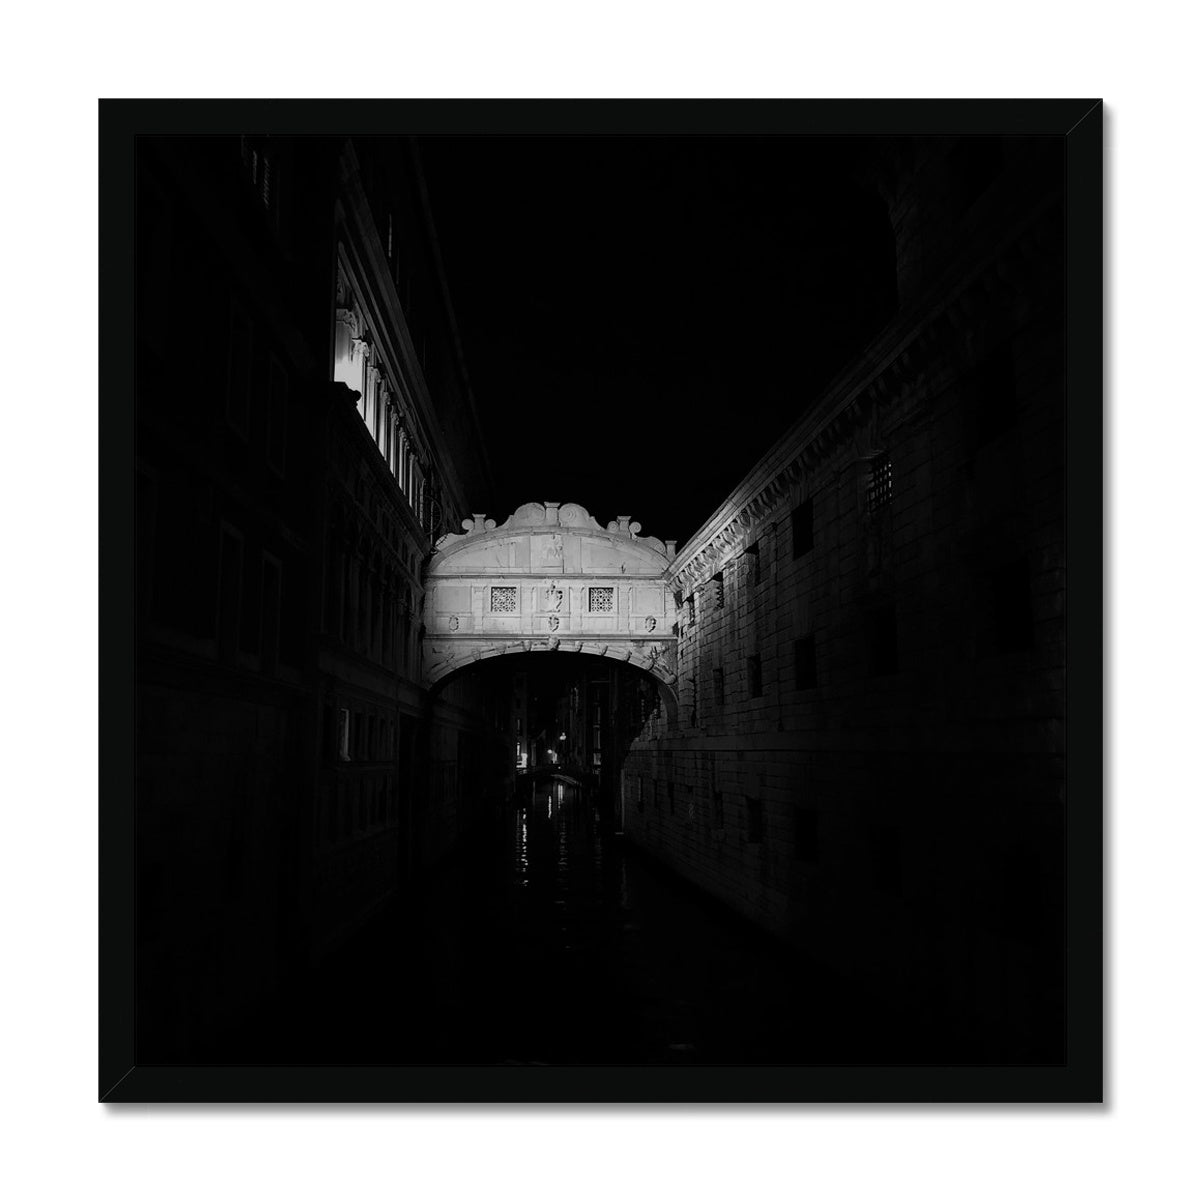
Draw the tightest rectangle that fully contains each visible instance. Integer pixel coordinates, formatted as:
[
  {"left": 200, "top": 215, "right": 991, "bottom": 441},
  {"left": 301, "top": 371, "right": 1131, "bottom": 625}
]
[
  {"left": 134, "top": 134, "right": 510, "bottom": 1058},
  {"left": 620, "top": 136, "right": 1067, "bottom": 1062},
  {"left": 131, "top": 127, "right": 1072, "bottom": 1070}
]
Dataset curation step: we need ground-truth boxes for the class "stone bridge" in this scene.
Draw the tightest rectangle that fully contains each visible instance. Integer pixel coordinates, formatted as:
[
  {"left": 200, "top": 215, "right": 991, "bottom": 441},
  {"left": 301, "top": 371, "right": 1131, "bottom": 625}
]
[{"left": 423, "top": 501, "right": 679, "bottom": 702}]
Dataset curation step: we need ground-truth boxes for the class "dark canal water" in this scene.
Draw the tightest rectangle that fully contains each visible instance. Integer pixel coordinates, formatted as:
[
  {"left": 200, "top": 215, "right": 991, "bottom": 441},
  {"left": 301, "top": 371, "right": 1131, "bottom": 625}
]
[{"left": 227, "top": 780, "right": 883, "bottom": 1066}]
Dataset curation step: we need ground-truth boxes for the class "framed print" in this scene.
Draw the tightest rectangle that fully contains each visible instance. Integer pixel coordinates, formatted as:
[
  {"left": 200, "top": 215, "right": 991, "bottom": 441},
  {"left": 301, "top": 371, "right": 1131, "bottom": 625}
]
[{"left": 101, "top": 98, "right": 1101, "bottom": 1102}]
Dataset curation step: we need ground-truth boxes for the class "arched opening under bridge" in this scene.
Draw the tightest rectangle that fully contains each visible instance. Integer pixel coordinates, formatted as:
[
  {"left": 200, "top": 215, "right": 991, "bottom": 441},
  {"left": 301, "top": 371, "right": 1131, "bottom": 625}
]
[{"left": 423, "top": 503, "right": 680, "bottom": 821}]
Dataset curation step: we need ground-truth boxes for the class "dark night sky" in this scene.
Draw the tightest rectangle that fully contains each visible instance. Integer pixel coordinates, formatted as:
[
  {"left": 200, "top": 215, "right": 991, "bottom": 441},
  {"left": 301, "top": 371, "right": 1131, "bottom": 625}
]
[{"left": 417, "top": 136, "right": 897, "bottom": 545}]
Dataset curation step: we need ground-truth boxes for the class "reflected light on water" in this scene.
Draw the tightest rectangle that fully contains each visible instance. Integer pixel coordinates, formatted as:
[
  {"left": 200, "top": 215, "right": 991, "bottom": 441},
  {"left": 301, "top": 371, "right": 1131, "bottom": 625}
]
[{"left": 515, "top": 809, "right": 529, "bottom": 887}]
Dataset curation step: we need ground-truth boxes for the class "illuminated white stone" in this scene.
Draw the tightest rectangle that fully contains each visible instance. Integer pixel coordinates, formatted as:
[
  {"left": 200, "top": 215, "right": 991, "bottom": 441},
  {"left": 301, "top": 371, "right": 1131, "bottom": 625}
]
[{"left": 423, "top": 501, "right": 678, "bottom": 694}]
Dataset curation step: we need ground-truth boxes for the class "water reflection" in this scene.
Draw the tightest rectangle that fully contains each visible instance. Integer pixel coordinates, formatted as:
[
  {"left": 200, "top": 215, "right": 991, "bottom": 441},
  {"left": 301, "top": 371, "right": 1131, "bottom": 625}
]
[{"left": 234, "top": 774, "right": 868, "bottom": 1068}]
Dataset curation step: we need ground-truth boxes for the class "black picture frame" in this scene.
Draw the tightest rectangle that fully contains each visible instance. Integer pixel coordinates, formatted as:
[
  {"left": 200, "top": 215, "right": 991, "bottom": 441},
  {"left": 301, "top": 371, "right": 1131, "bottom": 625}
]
[{"left": 101, "top": 97, "right": 1102, "bottom": 1103}]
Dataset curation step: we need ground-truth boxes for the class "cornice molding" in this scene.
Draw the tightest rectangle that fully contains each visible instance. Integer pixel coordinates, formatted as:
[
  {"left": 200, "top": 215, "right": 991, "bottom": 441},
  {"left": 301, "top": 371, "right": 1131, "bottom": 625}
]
[{"left": 669, "top": 190, "right": 1061, "bottom": 595}]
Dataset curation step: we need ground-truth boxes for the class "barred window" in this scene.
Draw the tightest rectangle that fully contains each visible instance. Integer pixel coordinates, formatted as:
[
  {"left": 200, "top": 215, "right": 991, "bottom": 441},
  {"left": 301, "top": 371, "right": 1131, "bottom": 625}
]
[
  {"left": 867, "top": 455, "right": 893, "bottom": 513},
  {"left": 241, "top": 135, "right": 279, "bottom": 220},
  {"left": 745, "top": 542, "right": 760, "bottom": 585},
  {"left": 712, "top": 666, "right": 725, "bottom": 708},
  {"left": 588, "top": 586, "right": 614, "bottom": 613},
  {"left": 712, "top": 570, "right": 724, "bottom": 608},
  {"left": 686, "top": 594, "right": 696, "bottom": 625},
  {"left": 490, "top": 586, "right": 518, "bottom": 613}
]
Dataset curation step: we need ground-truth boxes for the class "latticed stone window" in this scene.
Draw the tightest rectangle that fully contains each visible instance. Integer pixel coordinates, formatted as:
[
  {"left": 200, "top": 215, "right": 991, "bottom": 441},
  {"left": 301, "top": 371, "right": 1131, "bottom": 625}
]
[
  {"left": 588, "top": 586, "right": 614, "bottom": 613},
  {"left": 867, "top": 455, "right": 894, "bottom": 513},
  {"left": 490, "top": 586, "right": 518, "bottom": 613}
]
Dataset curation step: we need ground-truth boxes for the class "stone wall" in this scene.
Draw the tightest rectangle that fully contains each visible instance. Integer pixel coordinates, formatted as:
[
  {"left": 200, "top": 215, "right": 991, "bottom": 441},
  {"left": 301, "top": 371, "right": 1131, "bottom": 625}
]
[{"left": 621, "top": 136, "right": 1066, "bottom": 1062}]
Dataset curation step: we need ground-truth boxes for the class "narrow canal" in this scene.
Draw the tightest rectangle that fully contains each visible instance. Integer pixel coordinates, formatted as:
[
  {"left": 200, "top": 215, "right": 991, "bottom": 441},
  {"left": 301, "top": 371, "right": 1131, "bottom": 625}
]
[{"left": 231, "top": 779, "right": 881, "bottom": 1066}]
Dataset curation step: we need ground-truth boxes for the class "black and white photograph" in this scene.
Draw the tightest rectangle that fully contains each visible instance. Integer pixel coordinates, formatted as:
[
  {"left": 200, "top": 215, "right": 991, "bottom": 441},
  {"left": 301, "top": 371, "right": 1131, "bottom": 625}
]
[{"left": 102, "top": 98, "right": 1100, "bottom": 1103}]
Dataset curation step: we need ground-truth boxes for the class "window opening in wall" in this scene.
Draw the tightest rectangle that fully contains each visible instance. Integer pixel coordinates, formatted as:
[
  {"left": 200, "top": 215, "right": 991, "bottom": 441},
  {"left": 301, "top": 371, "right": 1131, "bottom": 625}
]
[
  {"left": 490, "top": 586, "right": 518, "bottom": 614},
  {"left": 867, "top": 455, "right": 893, "bottom": 514},
  {"left": 337, "top": 708, "right": 351, "bottom": 761},
  {"left": 792, "top": 497, "right": 814, "bottom": 559},
  {"left": 712, "top": 666, "right": 725, "bottom": 708},
  {"left": 712, "top": 570, "right": 724, "bottom": 608},
  {"left": 746, "top": 795, "right": 763, "bottom": 844},
  {"left": 865, "top": 604, "right": 899, "bottom": 676},
  {"left": 745, "top": 542, "right": 760, "bottom": 586},
  {"left": 588, "top": 586, "right": 614, "bottom": 613},
  {"left": 747, "top": 654, "right": 763, "bottom": 698},
  {"left": 686, "top": 594, "right": 696, "bottom": 626},
  {"left": 794, "top": 635, "right": 817, "bottom": 689},
  {"left": 240, "top": 135, "right": 280, "bottom": 222}
]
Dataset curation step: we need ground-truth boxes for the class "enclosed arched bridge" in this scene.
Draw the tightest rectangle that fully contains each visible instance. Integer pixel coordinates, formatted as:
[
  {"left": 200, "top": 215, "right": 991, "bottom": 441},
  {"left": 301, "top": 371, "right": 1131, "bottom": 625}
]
[{"left": 422, "top": 501, "right": 679, "bottom": 705}]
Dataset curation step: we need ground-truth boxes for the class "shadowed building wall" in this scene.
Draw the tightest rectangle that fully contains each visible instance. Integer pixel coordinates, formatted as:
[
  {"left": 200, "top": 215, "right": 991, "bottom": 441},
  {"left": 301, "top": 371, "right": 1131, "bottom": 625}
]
[
  {"left": 134, "top": 134, "right": 508, "bottom": 1059},
  {"left": 620, "top": 136, "right": 1066, "bottom": 1063}
]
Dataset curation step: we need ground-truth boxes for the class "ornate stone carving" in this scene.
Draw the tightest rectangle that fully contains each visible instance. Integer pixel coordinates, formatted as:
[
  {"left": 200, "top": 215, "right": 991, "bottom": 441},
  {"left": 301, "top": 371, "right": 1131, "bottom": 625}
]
[{"left": 423, "top": 499, "right": 678, "bottom": 702}]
